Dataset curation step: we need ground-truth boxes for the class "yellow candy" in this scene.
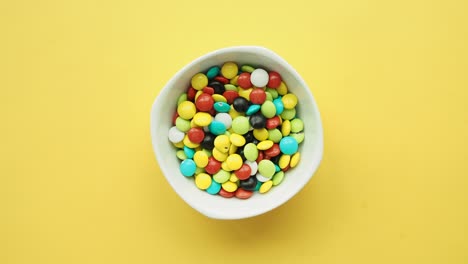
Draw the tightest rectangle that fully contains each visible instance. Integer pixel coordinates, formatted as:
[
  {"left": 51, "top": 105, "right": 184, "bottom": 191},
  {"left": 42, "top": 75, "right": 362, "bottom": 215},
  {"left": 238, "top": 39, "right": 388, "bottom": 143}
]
[
  {"left": 212, "top": 147, "right": 228, "bottom": 162},
  {"left": 212, "top": 94, "right": 227, "bottom": 103},
  {"left": 195, "top": 173, "right": 212, "bottom": 190},
  {"left": 194, "top": 151, "right": 209, "bottom": 168},
  {"left": 221, "top": 161, "right": 233, "bottom": 172},
  {"left": 229, "top": 106, "right": 242, "bottom": 119},
  {"left": 290, "top": 152, "right": 301, "bottom": 168},
  {"left": 214, "top": 135, "right": 230, "bottom": 153},
  {"left": 278, "top": 154, "right": 291, "bottom": 169},
  {"left": 172, "top": 141, "right": 185, "bottom": 149},
  {"left": 192, "top": 112, "right": 212, "bottom": 127},
  {"left": 277, "top": 81, "right": 288, "bottom": 95},
  {"left": 257, "top": 140, "right": 274, "bottom": 150},
  {"left": 194, "top": 90, "right": 203, "bottom": 101},
  {"left": 177, "top": 101, "right": 196, "bottom": 120},
  {"left": 183, "top": 135, "right": 200, "bottom": 149},
  {"left": 230, "top": 133, "right": 246, "bottom": 146},
  {"left": 229, "top": 144, "right": 238, "bottom": 155},
  {"left": 222, "top": 181, "right": 238, "bottom": 192},
  {"left": 190, "top": 119, "right": 200, "bottom": 128},
  {"left": 230, "top": 75, "right": 239, "bottom": 85},
  {"left": 229, "top": 173, "right": 239, "bottom": 182},
  {"left": 253, "top": 128, "right": 269, "bottom": 141},
  {"left": 281, "top": 120, "right": 291, "bottom": 136},
  {"left": 282, "top": 93, "right": 298, "bottom": 109},
  {"left": 259, "top": 180, "right": 273, "bottom": 194},
  {"left": 226, "top": 154, "right": 243, "bottom": 170},
  {"left": 238, "top": 88, "right": 253, "bottom": 100},
  {"left": 191, "top": 73, "right": 208, "bottom": 90},
  {"left": 221, "top": 62, "right": 238, "bottom": 79}
]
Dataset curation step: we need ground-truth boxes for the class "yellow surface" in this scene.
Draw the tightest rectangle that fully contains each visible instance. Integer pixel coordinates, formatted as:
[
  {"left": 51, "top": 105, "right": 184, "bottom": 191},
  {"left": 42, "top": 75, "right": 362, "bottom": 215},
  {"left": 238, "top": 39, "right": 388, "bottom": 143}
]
[{"left": 1, "top": 0, "right": 468, "bottom": 263}]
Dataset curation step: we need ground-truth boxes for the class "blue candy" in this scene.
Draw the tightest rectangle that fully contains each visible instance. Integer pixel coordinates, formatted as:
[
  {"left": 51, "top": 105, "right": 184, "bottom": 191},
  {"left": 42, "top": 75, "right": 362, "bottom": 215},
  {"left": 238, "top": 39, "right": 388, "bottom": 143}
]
[
  {"left": 273, "top": 98, "right": 284, "bottom": 115},
  {"left": 275, "top": 164, "right": 281, "bottom": 172},
  {"left": 279, "top": 136, "right": 298, "bottom": 155},
  {"left": 213, "top": 102, "right": 230, "bottom": 113},
  {"left": 206, "top": 66, "right": 220, "bottom": 79},
  {"left": 206, "top": 180, "right": 221, "bottom": 195},
  {"left": 184, "top": 146, "right": 195, "bottom": 159},
  {"left": 246, "top": 104, "right": 261, "bottom": 115},
  {"left": 254, "top": 180, "right": 262, "bottom": 191},
  {"left": 180, "top": 159, "right": 196, "bottom": 177},
  {"left": 208, "top": 120, "right": 227, "bottom": 135}
]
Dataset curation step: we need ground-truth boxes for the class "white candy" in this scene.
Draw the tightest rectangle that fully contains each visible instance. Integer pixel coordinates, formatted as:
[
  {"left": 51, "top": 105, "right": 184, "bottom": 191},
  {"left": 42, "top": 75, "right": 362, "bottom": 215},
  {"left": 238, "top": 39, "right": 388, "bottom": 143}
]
[
  {"left": 250, "top": 68, "right": 269, "bottom": 87},
  {"left": 214, "top": 113, "right": 232, "bottom": 129},
  {"left": 256, "top": 173, "right": 271, "bottom": 182},
  {"left": 168, "top": 126, "right": 185, "bottom": 143},
  {"left": 245, "top": 160, "right": 258, "bottom": 175}
]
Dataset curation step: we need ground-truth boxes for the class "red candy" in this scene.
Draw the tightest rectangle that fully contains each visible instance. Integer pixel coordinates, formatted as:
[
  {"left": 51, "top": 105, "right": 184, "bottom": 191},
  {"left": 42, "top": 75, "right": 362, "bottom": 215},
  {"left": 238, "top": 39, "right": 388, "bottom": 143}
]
[
  {"left": 195, "top": 93, "right": 214, "bottom": 112},
  {"left": 282, "top": 165, "right": 290, "bottom": 172},
  {"left": 214, "top": 76, "right": 229, "bottom": 84},
  {"left": 256, "top": 151, "right": 264, "bottom": 163},
  {"left": 203, "top": 87, "right": 214, "bottom": 95},
  {"left": 235, "top": 189, "right": 253, "bottom": 199},
  {"left": 187, "top": 86, "right": 197, "bottom": 101},
  {"left": 205, "top": 157, "right": 221, "bottom": 175},
  {"left": 223, "top": 90, "right": 239, "bottom": 104},
  {"left": 264, "top": 143, "right": 280, "bottom": 157},
  {"left": 219, "top": 189, "right": 235, "bottom": 198},
  {"left": 187, "top": 127, "right": 205, "bottom": 144},
  {"left": 234, "top": 164, "right": 252, "bottom": 180},
  {"left": 266, "top": 116, "right": 281, "bottom": 129},
  {"left": 249, "top": 88, "right": 266, "bottom": 105},
  {"left": 237, "top": 72, "right": 252, "bottom": 89},
  {"left": 172, "top": 111, "right": 179, "bottom": 125},
  {"left": 267, "top": 71, "right": 282, "bottom": 88}
]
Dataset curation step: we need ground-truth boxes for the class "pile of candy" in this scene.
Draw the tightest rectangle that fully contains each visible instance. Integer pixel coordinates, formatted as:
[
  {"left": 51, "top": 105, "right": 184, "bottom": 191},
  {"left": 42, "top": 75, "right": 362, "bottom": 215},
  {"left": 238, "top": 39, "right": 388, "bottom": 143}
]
[{"left": 168, "top": 62, "right": 304, "bottom": 199}]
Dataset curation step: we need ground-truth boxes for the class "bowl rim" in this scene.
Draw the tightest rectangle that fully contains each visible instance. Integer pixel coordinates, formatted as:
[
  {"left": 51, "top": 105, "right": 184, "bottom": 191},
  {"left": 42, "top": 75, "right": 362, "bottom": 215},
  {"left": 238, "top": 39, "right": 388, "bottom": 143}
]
[{"left": 151, "top": 45, "right": 324, "bottom": 219}]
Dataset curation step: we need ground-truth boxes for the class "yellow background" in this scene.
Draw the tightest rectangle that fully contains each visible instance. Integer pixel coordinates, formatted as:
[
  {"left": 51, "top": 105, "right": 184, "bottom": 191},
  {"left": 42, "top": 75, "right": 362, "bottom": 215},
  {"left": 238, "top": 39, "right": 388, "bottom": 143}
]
[{"left": 1, "top": 0, "right": 468, "bottom": 263}]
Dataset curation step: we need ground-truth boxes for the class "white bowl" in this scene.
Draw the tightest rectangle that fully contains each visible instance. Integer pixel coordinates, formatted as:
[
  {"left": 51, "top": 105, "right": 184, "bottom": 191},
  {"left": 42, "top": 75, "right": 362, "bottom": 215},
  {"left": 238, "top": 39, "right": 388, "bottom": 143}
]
[{"left": 151, "top": 46, "right": 323, "bottom": 220}]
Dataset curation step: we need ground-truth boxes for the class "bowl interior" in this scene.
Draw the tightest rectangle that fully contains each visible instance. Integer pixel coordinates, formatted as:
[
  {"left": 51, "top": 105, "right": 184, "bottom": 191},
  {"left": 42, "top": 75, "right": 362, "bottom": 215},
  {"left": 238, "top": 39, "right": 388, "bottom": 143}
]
[{"left": 151, "top": 46, "right": 323, "bottom": 219}]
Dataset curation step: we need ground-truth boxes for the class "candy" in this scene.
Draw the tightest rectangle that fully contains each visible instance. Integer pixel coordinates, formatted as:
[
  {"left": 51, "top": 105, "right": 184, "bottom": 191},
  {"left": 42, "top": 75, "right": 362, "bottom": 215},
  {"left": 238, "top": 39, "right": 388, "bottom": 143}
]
[
  {"left": 281, "top": 120, "right": 291, "bottom": 136},
  {"left": 258, "top": 160, "right": 276, "bottom": 178},
  {"left": 229, "top": 133, "right": 246, "bottom": 147},
  {"left": 208, "top": 120, "right": 227, "bottom": 135},
  {"left": 191, "top": 73, "right": 208, "bottom": 90},
  {"left": 253, "top": 128, "right": 269, "bottom": 141},
  {"left": 206, "top": 180, "right": 221, "bottom": 194},
  {"left": 180, "top": 159, "right": 196, "bottom": 177},
  {"left": 177, "top": 101, "right": 196, "bottom": 120},
  {"left": 267, "top": 71, "right": 282, "bottom": 88},
  {"left": 231, "top": 116, "right": 250, "bottom": 135},
  {"left": 250, "top": 68, "right": 269, "bottom": 87},
  {"left": 246, "top": 104, "right": 261, "bottom": 115},
  {"left": 214, "top": 135, "right": 230, "bottom": 153},
  {"left": 260, "top": 101, "right": 276, "bottom": 118},
  {"left": 222, "top": 181, "right": 238, "bottom": 192},
  {"left": 268, "top": 129, "right": 283, "bottom": 143},
  {"left": 176, "top": 117, "right": 191, "bottom": 132},
  {"left": 206, "top": 66, "right": 220, "bottom": 79},
  {"left": 245, "top": 160, "right": 258, "bottom": 175},
  {"left": 249, "top": 112, "right": 267, "bottom": 129},
  {"left": 235, "top": 164, "right": 252, "bottom": 180},
  {"left": 239, "top": 176, "right": 257, "bottom": 191},
  {"left": 226, "top": 154, "right": 243, "bottom": 170},
  {"left": 237, "top": 72, "right": 252, "bottom": 89},
  {"left": 257, "top": 140, "right": 274, "bottom": 150},
  {"left": 168, "top": 126, "right": 185, "bottom": 143},
  {"left": 209, "top": 81, "right": 226, "bottom": 94},
  {"left": 205, "top": 156, "right": 221, "bottom": 174},
  {"left": 221, "top": 62, "right": 238, "bottom": 79},
  {"left": 232, "top": 97, "right": 249, "bottom": 112},
  {"left": 272, "top": 171, "right": 285, "bottom": 186},
  {"left": 279, "top": 136, "right": 298, "bottom": 155},
  {"left": 184, "top": 146, "right": 195, "bottom": 159},
  {"left": 213, "top": 102, "right": 230, "bottom": 113},
  {"left": 290, "top": 118, "right": 304, "bottom": 133},
  {"left": 187, "top": 127, "right": 205, "bottom": 144},
  {"left": 259, "top": 180, "right": 273, "bottom": 194},
  {"left": 278, "top": 154, "right": 291, "bottom": 169},
  {"left": 195, "top": 173, "right": 212, "bottom": 189},
  {"left": 235, "top": 188, "right": 253, "bottom": 199},
  {"left": 243, "top": 143, "right": 259, "bottom": 161},
  {"left": 282, "top": 93, "right": 298, "bottom": 109},
  {"left": 195, "top": 93, "right": 214, "bottom": 112},
  {"left": 290, "top": 152, "right": 301, "bottom": 168},
  {"left": 213, "top": 169, "right": 230, "bottom": 184}
]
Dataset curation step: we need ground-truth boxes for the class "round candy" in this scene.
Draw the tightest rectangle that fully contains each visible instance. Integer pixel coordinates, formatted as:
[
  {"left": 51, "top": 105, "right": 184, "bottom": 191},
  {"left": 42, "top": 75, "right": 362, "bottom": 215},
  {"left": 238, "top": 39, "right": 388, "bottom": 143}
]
[
  {"left": 268, "top": 129, "right": 283, "bottom": 143},
  {"left": 235, "top": 188, "right": 253, "bottom": 199},
  {"left": 187, "top": 86, "right": 197, "bottom": 101},
  {"left": 259, "top": 180, "right": 273, "bottom": 194},
  {"left": 279, "top": 136, "right": 299, "bottom": 155},
  {"left": 241, "top": 65, "right": 255, "bottom": 73},
  {"left": 235, "top": 164, "right": 252, "bottom": 180},
  {"left": 212, "top": 94, "right": 227, "bottom": 103},
  {"left": 183, "top": 135, "right": 199, "bottom": 148},
  {"left": 266, "top": 116, "right": 281, "bottom": 129},
  {"left": 219, "top": 189, "right": 235, "bottom": 198},
  {"left": 191, "top": 73, "right": 208, "bottom": 90},
  {"left": 290, "top": 132, "right": 305, "bottom": 144},
  {"left": 209, "top": 81, "right": 226, "bottom": 94},
  {"left": 214, "top": 113, "right": 232, "bottom": 129},
  {"left": 232, "top": 97, "right": 249, "bottom": 112},
  {"left": 266, "top": 88, "right": 279, "bottom": 99},
  {"left": 281, "top": 108, "right": 296, "bottom": 120},
  {"left": 250, "top": 68, "right": 269, "bottom": 87},
  {"left": 223, "top": 90, "right": 239, "bottom": 104},
  {"left": 238, "top": 88, "right": 253, "bottom": 100},
  {"left": 231, "top": 116, "right": 250, "bottom": 135},
  {"left": 168, "top": 126, "right": 185, "bottom": 143},
  {"left": 206, "top": 180, "right": 221, "bottom": 194},
  {"left": 239, "top": 176, "right": 257, "bottom": 191},
  {"left": 176, "top": 117, "right": 191, "bottom": 132},
  {"left": 250, "top": 88, "right": 266, "bottom": 105},
  {"left": 272, "top": 171, "right": 285, "bottom": 186},
  {"left": 184, "top": 146, "right": 195, "bottom": 159},
  {"left": 290, "top": 118, "right": 304, "bottom": 133},
  {"left": 226, "top": 154, "right": 243, "bottom": 170},
  {"left": 194, "top": 151, "right": 209, "bottom": 167},
  {"left": 180, "top": 159, "right": 196, "bottom": 177},
  {"left": 176, "top": 150, "right": 187, "bottom": 160},
  {"left": 224, "top": 84, "right": 238, "bottom": 91},
  {"left": 195, "top": 93, "right": 214, "bottom": 112},
  {"left": 256, "top": 173, "right": 271, "bottom": 182},
  {"left": 273, "top": 98, "right": 284, "bottom": 115},
  {"left": 264, "top": 143, "right": 280, "bottom": 157},
  {"left": 177, "top": 93, "right": 187, "bottom": 106},
  {"left": 221, "top": 161, "right": 233, "bottom": 172},
  {"left": 206, "top": 66, "right": 220, "bottom": 79},
  {"left": 244, "top": 143, "right": 259, "bottom": 161},
  {"left": 208, "top": 121, "right": 226, "bottom": 135},
  {"left": 267, "top": 71, "right": 282, "bottom": 88},
  {"left": 246, "top": 104, "right": 261, "bottom": 115},
  {"left": 213, "top": 102, "right": 230, "bottom": 113},
  {"left": 237, "top": 72, "right": 252, "bottom": 89},
  {"left": 177, "top": 101, "right": 196, "bottom": 120},
  {"left": 282, "top": 93, "right": 298, "bottom": 109},
  {"left": 277, "top": 81, "right": 288, "bottom": 95},
  {"left": 258, "top": 160, "right": 275, "bottom": 178},
  {"left": 278, "top": 154, "right": 291, "bottom": 169},
  {"left": 221, "top": 62, "right": 238, "bottom": 79},
  {"left": 212, "top": 147, "right": 228, "bottom": 162},
  {"left": 290, "top": 152, "right": 301, "bottom": 168},
  {"left": 187, "top": 127, "right": 205, "bottom": 144},
  {"left": 203, "top": 87, "right": 214, "bottom": 95},
  {"left": 213, "top": 169, "right": 230, "bottom": 183},
  {"left": 201, "top": 132, "right": 215, "bottom": 150},
  {"left": 229, "top": 173, "right": 239, "bottom": 182},
  {"left": 195, "top": 173, "right": 212, "bottom": 190},
  {"left": 230, "top": 133, "right": 246, "bottom": 146},
  {"left": 222, "top": 181, "right": 238, "bottom": 192},
  {"left": 261, "top": 101, "right": 276, "bottom": 118},
  {"left": 257, "top": 140, "right": 274, "bottom": 150},
  {"left": 249, "top": 112, "right": 267, "bottom": 129},
  {"left": 245, "top": 160, "right": 258, "bottom": 175},
  {"left": 214, "top": 135, "right": 230, "bottom": 153},
  {"left": 214, "top": 76, "right": 229, "bottom": 84},
  {"left": 230, "top": 75, "right": 239, "bottom": 85},
  {"left": 281, "top": 120, "right": 291, "bottom": 136},
  {"left": 205, "top": 156, "right": 221, "bottom": 174},
  {"left": 253, "top": 128, "right": 269, "bottom": 141}
]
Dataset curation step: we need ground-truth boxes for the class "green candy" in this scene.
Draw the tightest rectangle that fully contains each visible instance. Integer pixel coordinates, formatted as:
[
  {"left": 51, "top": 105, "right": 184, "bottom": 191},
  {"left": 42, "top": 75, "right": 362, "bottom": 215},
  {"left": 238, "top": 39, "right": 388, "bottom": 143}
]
[
  {"left": 290, "top": 132, "right": 305, "bottom": 144},
  {"left": 241, "top": 65, "right": 255, "bottom": 73},
  {"left": 265, "top": 92, "right": 273, "bottom": 101},
  {"left": 177, "top": 93, "right": 187, "bottom": 106},
  {"left": 224, "top": 84, "right": 238, "bottom": 91},
  {"left": 176, "top": 150, "right": 187, "bottom": 160},
  {"left": 202, "top": 149, "right": 212, "bottom": 157},
  {"left": 268, "top": 129, "right": 283, "bottom": 143},
  {"left": 244, "top": 143, "right": 258, "bottom": 161},
  {"left": 195, "top": 166, "right": 205, "bottom": 174},
  {"left": 261, "top": 101, "right": 276, "bottom": 118},
  {"left": 231, "top": 116, "right": 250, "bottom": 135},
  {"left": 213, "top": 169, "right": 230, "bottom": 183},
  {"left": 272, "top": 171, "right": 285, "bottom": 186},
  {"left": 290, "top": 118, "right": 304, "bottom": 133},
  {"left": 258, "top": 160, "right": 276, "bottom": 178},
  {"left": 281, "top": 108, "right": 296, "bottom": 120},
  {"left": 175, "top": 117, "right": 191, "bottom": 132},
  {"left": 266, "top": 88, "right": 279, "bottom": 99}
]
